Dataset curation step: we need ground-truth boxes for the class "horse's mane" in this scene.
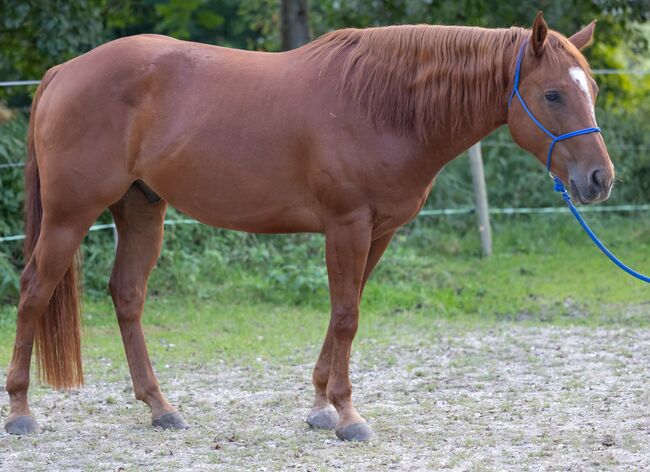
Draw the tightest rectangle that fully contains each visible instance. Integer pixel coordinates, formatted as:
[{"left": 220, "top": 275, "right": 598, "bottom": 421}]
[{"left": 304, "top": 25, "right": 591, "bottom": 142}]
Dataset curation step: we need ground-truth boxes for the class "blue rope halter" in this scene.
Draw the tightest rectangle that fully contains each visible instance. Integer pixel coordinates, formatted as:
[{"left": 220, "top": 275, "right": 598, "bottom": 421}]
[{"left": 508, "top": 41, "right": 649, "bottom": 283}]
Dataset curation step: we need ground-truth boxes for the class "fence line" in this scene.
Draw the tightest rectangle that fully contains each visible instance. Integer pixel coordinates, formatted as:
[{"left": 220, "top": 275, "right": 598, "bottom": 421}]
[
  {"left": 1, "top": 205, "right": 649, "bottom": 244},
  {"left": 0, "top": 219, "right": 201, "bottom": 243},
  {"left": 592, "top": 69, "right": 650, "bottom": 75},
  {"left": 0, "top": 80, "right": 40, "bottom": 87},
  {"left": 419, "top": 203, "right": 650, "bottom": 216},
  {"left": 0, "top": 162, "right": 25, "bottom": 169}
]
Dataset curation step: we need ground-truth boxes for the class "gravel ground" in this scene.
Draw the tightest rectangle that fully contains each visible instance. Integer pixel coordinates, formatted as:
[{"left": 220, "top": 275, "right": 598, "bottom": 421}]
[{"left": 2, "top": 325, "right": 650, "bottom": 471}]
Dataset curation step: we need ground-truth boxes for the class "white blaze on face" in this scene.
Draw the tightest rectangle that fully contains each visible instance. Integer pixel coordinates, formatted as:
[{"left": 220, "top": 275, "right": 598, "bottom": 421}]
[{"left": 569, "top": 66, "right": 597, "bottom": 126}]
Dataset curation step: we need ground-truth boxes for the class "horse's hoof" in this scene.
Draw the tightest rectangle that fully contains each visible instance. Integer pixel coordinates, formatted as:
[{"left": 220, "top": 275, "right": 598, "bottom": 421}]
[
  {"left": 152, "top": 411, "right": 188, "bottom": 430},
  {"left": 335, "top": 422, "right": 376, "bottom": 441},
  {"left": 307, "top": 405, "right": 339, "bottom": 430},
  {"left": 5, "top": 415, "right": 38, "bottom": 435}
]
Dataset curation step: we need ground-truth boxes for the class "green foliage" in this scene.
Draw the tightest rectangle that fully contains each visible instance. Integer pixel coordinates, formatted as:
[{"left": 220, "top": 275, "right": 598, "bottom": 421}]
[
  {"left": 0, "top": 251, "right": 19, "bottom": 302},
  {"left": 0, "top": 0, "right": 107, "bottom": 105},
  {"left": 148, "top": 222, "right": 329, "bottom": 305},
  {"left": 0, "top": 115, "right": 28, "bottom": 298},
  {"left": 0, "top": 114, "right": 28, "bottom": 236},
  {"left": 155, "top": 0, "right": 209, "bottom": 39},
  {"left": 149, "top": 0, "right": 279, "bottom": 48}
]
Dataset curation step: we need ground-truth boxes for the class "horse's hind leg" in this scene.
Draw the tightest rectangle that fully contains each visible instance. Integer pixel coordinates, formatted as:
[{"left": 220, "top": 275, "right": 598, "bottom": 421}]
[
  {"left": 308, "top": 230, "right": 394, "bottom": 433},
  {"left": 5, "top": 209, "right": 101, "bottom": 434},
  {"left": 108, "top": 185, "right": 187, "bottom": 429}
]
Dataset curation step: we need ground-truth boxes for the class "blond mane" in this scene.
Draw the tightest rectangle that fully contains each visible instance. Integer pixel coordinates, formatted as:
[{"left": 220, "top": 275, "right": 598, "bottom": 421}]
[{"left": 305, "top": 25, "right": 591, "bottom": 142}]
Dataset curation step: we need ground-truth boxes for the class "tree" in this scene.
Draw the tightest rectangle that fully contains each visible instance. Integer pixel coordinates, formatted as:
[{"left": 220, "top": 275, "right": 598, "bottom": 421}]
[{"left": 281, "top": 0, "right": 310, "bottom": 50}]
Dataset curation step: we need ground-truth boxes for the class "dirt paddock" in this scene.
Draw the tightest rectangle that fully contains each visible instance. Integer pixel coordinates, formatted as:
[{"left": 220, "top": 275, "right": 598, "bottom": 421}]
[{"left": 2, "top": 325, "right": 650, "bottom": 470}]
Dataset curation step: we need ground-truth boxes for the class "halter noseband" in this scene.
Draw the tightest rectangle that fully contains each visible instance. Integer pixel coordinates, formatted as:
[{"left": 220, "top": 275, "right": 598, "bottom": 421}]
[{"left": 505, "top": 40, "right": 649, "bottom": 283}]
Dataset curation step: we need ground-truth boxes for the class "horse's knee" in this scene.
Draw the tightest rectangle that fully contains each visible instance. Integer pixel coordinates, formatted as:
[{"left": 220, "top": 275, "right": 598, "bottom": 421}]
[
  {"left": 109, "top": 280, "right": 144, "bottom": 322},
  {"left": 19, "top": 263, "right": 36, "bottom": 290},
  {"left": 17, "top": 267, "right": 48, "bottom": 321},
  {"left": 331, "top": 307, "right": 359, "bottom": 339},
  {"left": 17, "top": 292, "right": 41, "bottom": 320}
]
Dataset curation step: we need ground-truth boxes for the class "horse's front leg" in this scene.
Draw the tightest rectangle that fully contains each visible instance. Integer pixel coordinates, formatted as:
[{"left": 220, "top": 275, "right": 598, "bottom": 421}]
[
  {"left": 308, "top": 231, "right": 395, "bottom": 433},
  {"left": 318, "top": 217, "right": 378, "bottom": 441}
]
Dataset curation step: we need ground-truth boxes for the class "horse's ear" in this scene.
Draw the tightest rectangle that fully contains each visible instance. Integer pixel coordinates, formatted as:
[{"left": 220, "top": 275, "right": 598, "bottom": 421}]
[
  {"left": 531, "top": 11, "right": 548, "bottom": 57},
  {"left": 569, "top": 20, "right": 596, "bottom": 50}
]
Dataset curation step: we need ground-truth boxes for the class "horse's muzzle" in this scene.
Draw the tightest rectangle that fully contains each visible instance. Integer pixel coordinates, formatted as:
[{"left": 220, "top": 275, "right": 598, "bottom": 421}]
[{"left": 570, "top": 168, "right": 614, "bottom": 205}]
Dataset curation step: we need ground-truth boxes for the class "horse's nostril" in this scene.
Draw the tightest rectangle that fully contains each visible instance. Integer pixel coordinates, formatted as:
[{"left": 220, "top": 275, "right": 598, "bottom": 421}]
[{"left": 590, "top": 169, "right": 603, "bottom": 190}]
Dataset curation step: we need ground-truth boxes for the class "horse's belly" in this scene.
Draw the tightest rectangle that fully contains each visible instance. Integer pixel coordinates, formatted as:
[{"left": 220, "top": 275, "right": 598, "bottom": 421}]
[
  {"left": 176, "top": 198, "right": 323, "bottom": 234},
  {"left": 146, "top": 169, "right": 323, "bottom": 234}
]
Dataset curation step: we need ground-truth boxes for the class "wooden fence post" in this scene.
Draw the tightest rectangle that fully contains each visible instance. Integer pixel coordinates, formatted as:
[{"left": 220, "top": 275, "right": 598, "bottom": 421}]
[
  {"left": 468, "top": 142, "right": 493, "bottom": 256},
  {"left": 113, "top": 225, "right": 118, "bottom": 253}
]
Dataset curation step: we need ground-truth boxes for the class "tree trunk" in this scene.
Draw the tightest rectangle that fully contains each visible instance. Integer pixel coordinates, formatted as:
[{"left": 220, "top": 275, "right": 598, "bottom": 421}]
[{"left": 281, "top": 0, "right": 311, "bottom": 50}]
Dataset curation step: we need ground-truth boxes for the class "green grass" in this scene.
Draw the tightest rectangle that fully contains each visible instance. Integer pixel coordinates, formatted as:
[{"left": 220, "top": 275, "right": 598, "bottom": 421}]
[{"left": 0, "top": 213, "right": 649, "bottom": 369}]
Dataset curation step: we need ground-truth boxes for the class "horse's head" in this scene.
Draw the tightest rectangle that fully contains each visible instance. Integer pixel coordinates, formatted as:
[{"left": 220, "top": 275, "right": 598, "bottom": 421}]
[{"left": 507, "top": 12, "right": 614, "bottom": 204}]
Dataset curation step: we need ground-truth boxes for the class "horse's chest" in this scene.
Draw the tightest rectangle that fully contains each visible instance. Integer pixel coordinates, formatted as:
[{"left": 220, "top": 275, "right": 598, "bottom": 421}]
[{"left": 369, "top": 179, "right": 435, "bottom": 236}]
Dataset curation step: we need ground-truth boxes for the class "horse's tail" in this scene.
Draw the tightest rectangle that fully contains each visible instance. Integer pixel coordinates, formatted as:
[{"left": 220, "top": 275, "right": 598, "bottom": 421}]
[{"left": 25, "top": 66, "right": 84, "bottom": 389}]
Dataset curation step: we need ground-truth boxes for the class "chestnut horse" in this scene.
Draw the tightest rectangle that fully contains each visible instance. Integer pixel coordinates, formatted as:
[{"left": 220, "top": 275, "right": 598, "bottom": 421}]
[{"left": 5, "top": 13, "right": 613, "bottom": 440}]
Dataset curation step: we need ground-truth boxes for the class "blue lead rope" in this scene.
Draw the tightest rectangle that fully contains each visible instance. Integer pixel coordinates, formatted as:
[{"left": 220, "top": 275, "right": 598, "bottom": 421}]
[{"left": 509, "top": 41, "right": 650, "bottom": 283}]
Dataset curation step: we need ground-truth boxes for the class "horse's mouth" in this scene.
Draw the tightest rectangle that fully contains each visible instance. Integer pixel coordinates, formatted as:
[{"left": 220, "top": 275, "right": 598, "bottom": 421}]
[
  {"left": 570, "top": 180, "right": 591, "bottom": 205},
  {"left": 570, "top": 179, "right": 611, "bottom": 205}
]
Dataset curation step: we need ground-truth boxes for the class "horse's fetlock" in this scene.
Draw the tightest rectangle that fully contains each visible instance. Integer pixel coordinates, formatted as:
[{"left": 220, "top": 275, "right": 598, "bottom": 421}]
[
  {"left": 6, "top": 373, "right": 29, "bottom": 397},
  {"left": 326, "top": 383, "right": 352, "bottom": 406},
  {"left": 134, "top": 385, "right": 161, "bottom": 403},
  {"left": 312, "top": 366, "right": 329, "bottom": 391}
]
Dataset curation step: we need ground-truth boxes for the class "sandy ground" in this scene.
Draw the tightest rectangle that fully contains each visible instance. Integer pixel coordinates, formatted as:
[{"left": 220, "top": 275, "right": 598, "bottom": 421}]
[{"left": 2, "top": 325, "right": 650, "bottom": 471}]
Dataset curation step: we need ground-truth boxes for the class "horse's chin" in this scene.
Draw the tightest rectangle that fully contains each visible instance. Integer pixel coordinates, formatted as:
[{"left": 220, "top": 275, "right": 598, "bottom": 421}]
[{"left": 569, "top": 180, "right": 590, "bottom": 205}]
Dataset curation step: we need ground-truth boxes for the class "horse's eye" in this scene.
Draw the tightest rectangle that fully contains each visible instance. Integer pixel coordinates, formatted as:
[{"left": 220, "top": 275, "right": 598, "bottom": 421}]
[{"left": 545, "top": 91, "right": 560, "bottom": 103}]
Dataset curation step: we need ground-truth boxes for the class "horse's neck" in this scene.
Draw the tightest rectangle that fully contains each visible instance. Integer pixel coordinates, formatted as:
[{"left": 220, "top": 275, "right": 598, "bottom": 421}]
[
  {"left": 413, "top": 33, "right": 516, "bottom": 179},
  {"left": 408, "top": 96, "right": 509, "bottom": 186},
  {"left": 419, "top": 39, "right": 514, "bottom": 138},
  {"left": 393, "top": 29, "right": 516, "bottom": 168}
]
